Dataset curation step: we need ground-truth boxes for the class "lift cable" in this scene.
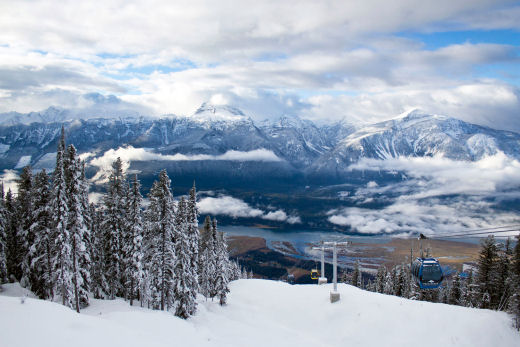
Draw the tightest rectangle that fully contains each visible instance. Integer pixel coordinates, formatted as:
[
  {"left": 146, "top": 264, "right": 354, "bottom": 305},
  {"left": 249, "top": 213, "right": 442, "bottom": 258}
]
[
  {"left": 430, "top": 229, "right": 520, "bottom": 239},
  {"left": 428, "top": 224, "right": 520, "bottom": 237}
]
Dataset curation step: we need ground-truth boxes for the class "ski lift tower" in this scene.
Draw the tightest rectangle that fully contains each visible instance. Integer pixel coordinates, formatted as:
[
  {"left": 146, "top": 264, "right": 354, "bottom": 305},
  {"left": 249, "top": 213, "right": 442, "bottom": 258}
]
[
  {"left": 311, "top": 244, "right": 329, "bottom": 285},
  {"left": 323, "top": 241, "right": 351, "bottom": 303}
]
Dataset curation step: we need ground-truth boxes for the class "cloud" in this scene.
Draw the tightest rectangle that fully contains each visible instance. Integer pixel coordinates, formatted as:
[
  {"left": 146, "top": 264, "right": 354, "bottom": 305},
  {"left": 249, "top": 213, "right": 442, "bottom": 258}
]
[
  {"left": 0, "top": 1, "right": 519, "bottom": 130},
  {"left": 350, "top": 152, "right": 520, "bottom": 197},
  {"left": 328, "top": 152, "right": 520, "bottom": 235},
  {"left": 0, "top": 169, "right": 19, "bottom": 195},
  {"left": 90, "top": 146, "right": 281, "bottom": 168},
  {"left": 88, "top": 192, "right": 104, "bottom": 205},
  {"left": 302, "top": 81, "right": 520, "bottom": 131},
  {"left": 197, "top": 195, "right": 264, "bottom": 218},
  {"left": 197, "top": 195, "right": 301, "bottom": 223},
  {"left": 88, "top": 146, "right": 282, "bottom": 183}
]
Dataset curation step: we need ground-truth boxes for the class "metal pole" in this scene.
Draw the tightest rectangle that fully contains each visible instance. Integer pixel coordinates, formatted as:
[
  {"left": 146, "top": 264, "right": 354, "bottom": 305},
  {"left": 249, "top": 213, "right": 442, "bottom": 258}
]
[
  {"left": 321, "top": 246, "right": 325, "bottom": 279},
  {"left": 333, "top": 242, "right": 337, "bottom": 292}
]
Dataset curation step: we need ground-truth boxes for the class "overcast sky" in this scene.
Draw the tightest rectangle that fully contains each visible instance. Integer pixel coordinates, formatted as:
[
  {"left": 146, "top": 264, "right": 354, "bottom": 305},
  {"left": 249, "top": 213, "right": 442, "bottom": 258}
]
[{"left": 0, "top": 0, "right": 519, "bottom": 130}]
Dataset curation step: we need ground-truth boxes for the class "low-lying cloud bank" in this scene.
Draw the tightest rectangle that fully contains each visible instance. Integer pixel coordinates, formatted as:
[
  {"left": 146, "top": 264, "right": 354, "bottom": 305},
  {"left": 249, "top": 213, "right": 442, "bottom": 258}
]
[
  {"left": 328, "top": 152, "right": 520, "bottom": 235},
  {"left": 349, "top": 152, "right": 520, "bottom": 197},
  {"left": 88, "top": 146, "right": 282, "bottom": 182},
  {"left": 90, "top": 146, "right": 281, "bottom": 167},
  {"left": 198, "top": 195, "right": 301, "bottom": 224}
]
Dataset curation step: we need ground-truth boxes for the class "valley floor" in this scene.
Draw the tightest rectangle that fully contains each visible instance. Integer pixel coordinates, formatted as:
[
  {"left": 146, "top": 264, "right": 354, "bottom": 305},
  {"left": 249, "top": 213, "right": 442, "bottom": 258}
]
[{"left": 1, "top": 280, "right": 518, "bottom": 347}]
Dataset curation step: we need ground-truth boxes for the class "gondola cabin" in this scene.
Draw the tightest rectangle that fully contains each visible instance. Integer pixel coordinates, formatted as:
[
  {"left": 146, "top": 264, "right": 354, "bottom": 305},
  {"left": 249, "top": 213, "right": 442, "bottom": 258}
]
[{"left": 411, "top": 257, "right": 444, "bottom": 289}]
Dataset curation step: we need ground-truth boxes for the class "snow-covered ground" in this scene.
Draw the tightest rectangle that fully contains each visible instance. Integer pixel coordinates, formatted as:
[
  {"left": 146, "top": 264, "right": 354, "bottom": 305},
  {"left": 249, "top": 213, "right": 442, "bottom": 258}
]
[{"left": 1, "top": 280, "right": 518, "bottom": 347}]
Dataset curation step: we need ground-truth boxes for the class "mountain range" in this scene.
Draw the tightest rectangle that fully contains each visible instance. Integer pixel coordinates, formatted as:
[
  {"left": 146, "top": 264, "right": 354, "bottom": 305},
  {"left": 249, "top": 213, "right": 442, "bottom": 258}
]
[
  {"left": 1, "top": 103, "right": 519, "bottom": 179},
  {"left": 1, "top": 103, "right": 519, "bottom": 229}
]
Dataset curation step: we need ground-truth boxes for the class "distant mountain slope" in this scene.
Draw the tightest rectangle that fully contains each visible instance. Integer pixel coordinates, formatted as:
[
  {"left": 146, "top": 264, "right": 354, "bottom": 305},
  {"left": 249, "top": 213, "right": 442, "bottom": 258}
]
[{"left": 309, "top": 110, "right": 520, "bottom": 175}]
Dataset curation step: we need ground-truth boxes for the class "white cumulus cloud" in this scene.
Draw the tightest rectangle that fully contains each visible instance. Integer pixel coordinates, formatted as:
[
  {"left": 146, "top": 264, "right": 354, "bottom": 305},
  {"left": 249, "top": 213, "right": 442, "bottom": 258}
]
[{"left": 197, "top": 195, "right": 301, "bottom": 223}]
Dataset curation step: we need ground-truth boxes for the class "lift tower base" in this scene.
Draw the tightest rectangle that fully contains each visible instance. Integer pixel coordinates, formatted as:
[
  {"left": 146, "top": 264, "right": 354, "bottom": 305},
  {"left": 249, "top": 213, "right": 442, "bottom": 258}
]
[{"left": 330, "top": 291, "right": 340, "bottom": 303}]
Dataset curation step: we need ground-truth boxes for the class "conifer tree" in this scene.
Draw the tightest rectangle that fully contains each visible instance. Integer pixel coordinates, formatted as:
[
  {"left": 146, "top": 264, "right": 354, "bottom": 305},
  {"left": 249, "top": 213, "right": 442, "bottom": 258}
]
[
  {"left": 89, "top": 203, "right": 106, "bottom": 299},
  {"left": 0, "top": 183, "right": 7, "bottom": 283},
  {"left": 212, "top": 220, "right": 230, "bottom": 305},
  {"left": 464, "top": 270, "right": 481, "bottom": 308},
  {"left": 102, "top": 157, "right": 127, "bottom": 299},
  {"left": 199, "top": 216, "right": 215, "bottom": 299},
  {"left": 448, "top": 273, "right": 462, "bottom": 306},
  {"left": 187, "top": 184, "right": 200, "bottom": 292},
  {"left": 29, "top": 170, "right": 54, "bottom": 299},
  {"left": 351, "top": 261, "right": 361, "bottom": 287},
  {"left": 52, "top": 128, "right": 73, "bottom": 308},
  {"left": 375, "top": 265, "right": 386, "bottom": 293},
  {"left": 5, "top": 188, "right": 21, "bottom": 282},
  {"left": 79, "top": 162, "right": 93, "bottom": 301},
  {"left": 144, "top": 170, "right": 176, "bottom": 310},
  {"left": 17, "top": 165, "right": 34, "bottom": 288},
  {"left": 477, "top": 236, "right": 499, "bottom": 309},
  {"left": 229, "top": 260, "right": 242, "bottom": 281},
  {"left": 65, "top": 145, "right": 90, "bottom": 312},
  {"left": 124, "top": 174, "right": 144, "bottom": 306},
  {"left": 383, "top": 271, "right": 394, "bottom": 295},
  {"left": 396, "top": 264, "right": 408, "bottom": 298},
  {"left": 508, "top": 235, "right": 520, "bottom": 329},
  {"left": 390, "top": 265, "right": 398, "bottom": 295},
  {"left": 173, "top": 197, "right": 197, "bottom": 318}
]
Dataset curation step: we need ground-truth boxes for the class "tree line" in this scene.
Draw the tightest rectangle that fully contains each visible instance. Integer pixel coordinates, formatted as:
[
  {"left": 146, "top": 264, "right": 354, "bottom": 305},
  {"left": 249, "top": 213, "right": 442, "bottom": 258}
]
[
  {"left": 0, "top": 128, "right": 246, "bottom": 318},
  {"left": 344, "top": 235, "right": 520, "bottom": 329}
]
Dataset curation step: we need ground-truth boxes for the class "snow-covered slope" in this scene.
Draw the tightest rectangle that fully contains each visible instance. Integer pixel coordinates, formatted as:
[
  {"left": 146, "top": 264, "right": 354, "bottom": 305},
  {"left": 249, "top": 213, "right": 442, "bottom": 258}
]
[{"left": 1, "top": 280, "right": 518, "bottom": 347}]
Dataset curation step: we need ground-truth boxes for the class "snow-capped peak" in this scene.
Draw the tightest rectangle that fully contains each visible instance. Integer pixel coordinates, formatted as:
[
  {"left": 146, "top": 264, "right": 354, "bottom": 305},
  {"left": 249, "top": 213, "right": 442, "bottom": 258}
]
[
  {"left": 191, "top": 102, "right": 248, "bottom": 122},
  {"left": 392, "top": 108, "right": 448, "bottom": 123}
]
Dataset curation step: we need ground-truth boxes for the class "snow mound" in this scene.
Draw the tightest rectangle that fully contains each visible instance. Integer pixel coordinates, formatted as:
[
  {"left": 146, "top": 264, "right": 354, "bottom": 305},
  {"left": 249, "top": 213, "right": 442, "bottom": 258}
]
[{"left": 1, "top": 280, "right": 518, "bottom": 347}]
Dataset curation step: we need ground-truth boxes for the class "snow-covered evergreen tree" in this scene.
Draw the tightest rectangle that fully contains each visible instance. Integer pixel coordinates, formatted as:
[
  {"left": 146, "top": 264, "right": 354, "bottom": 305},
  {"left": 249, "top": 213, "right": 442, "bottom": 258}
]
[
  {"left": 52, "top": 128, "right": 73, "bottom": 308},
  {"left": 4, "top": 188, "right": 21, "bottom": 282},
  {"left": 351, "top": 261, "right": 361, "bottom": 287},
  {"left": 477, "top": 235, "right": 499, "bottom": 309},
  {"left": 89, "top": 203, "right": 106, "bottom": 299},
  {"left": 229, "top": 260, "right": 242, "bottom": 281},
  {"left": 396, "top": 264, "right": 408, "bottom": 298},
  {"left": 65, "top": 145, "right": 90, "bottom": 312},
  {"left": 29, "top": 170, "right": 54, "bottom": 299},
  {"left": 101, "top": 157, "right": 127, "bottom": 299},
  {"left": 78, "top": 162, "right": 92, "bottom": 304},
  {"left": 0, "top": 183, "right": 7, "bottom": 283},
  {"left": 496, "top": 243, "right": 511, "bottom": 311},
  {"left": 508, "top": 235, "right": 520, "bottom": 330},
  {"left": 375, "top": 265, "right": 386, "bottom": 293},
  {"left": 173, "top": 197, "right": 197, "bottom": 318},
  {"left": 212, "top": 220, "right": 230, "bottom": 305},
  {"left": 199, "top": 216, "right": 215, "bottom": 299},
  {"left": 124, "top": 174, "right": 144, "bottom": 306},
  {"left": 463, "top": 269, "right": 481, "bottom": 308},
  {"left": 144, "top": 170, "right": 176, "bottom": 310},
  {"left": 186, "top": 184, "right": 200, "bottom": 293},
  {"left": 448, "top": 273, "right": 462, "bottom": 306},
  {"left": 383, "top": 271, "right": 393, "bottom": 295},
  {"left": 17, "top": 165, "right": 34, "bottom": 289}
]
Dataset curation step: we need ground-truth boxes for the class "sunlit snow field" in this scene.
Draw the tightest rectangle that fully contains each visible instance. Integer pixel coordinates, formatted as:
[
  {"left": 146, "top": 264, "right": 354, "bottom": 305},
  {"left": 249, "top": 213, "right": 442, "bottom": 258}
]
[{"left": 1, "top": 280, "right": 518, "bottom": 347}]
